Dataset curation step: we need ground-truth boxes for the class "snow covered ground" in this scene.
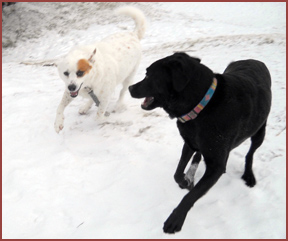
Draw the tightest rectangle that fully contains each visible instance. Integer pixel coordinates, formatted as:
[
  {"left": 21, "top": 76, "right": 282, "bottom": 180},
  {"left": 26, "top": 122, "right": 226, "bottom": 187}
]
[{"left": 2, "top": 2, "right": 286, "bottom": 239}]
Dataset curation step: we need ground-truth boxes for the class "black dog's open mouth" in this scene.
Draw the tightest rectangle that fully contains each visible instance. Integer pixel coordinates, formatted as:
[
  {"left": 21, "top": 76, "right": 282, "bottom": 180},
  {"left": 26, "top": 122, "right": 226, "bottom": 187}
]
[
  {"left": 129, "top": 84, "right": 160, "bottom": 110},
  {"left": 70, "top": 83, "right": 83, "bottom": 98},
  {"left": 141, "top": 97, "right": 155, "bottom": 110}
]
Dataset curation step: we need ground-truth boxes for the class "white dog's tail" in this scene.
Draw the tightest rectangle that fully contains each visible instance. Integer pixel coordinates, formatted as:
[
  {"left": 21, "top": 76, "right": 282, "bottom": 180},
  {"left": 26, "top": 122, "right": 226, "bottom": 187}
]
[{"left": 115, "top": 6, "right": 147, "bottom": 40}]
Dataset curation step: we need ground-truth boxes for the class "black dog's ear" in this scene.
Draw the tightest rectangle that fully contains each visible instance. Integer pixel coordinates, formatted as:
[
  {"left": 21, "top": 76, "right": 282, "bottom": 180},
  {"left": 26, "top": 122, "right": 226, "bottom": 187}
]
[
  {"left": 168, "top": 60, "right": 190, "bottom": 92},
  {"left": 193, "top": 57, "right": 201, "bottom": 63}
]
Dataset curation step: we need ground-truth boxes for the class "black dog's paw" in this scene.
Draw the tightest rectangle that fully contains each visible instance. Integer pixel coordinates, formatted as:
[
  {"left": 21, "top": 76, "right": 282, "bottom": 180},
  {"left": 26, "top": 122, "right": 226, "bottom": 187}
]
[
  {"left": 242, "top": 171, "right": 256, "bottom": 187},
  {"left": 175, "top": 174, "right": 193, "bottom": 190},
  {"left": 163, "top": 209, "right": 187, "bottom": 234},
  {"left": 187, "top": 182, "right": 194, "bottom": 190},
  {"left": 178, "top": 179, "right": 189, "bottom": 189},
  {"left": 178, "top": 178, "right": 194, "bottom": 190}
]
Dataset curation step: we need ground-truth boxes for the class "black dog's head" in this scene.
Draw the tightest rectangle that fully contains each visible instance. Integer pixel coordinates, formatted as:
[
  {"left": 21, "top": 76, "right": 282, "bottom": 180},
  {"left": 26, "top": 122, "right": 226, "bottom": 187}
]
[{"left": 129, "top": 52, "right": 214, "bottom": 118}]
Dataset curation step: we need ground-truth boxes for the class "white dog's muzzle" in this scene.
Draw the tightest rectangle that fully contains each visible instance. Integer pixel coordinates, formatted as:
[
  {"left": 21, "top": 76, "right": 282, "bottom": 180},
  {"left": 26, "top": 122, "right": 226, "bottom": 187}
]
[{"left": 68, "top": 82, "right": 83, "bottom": 98}]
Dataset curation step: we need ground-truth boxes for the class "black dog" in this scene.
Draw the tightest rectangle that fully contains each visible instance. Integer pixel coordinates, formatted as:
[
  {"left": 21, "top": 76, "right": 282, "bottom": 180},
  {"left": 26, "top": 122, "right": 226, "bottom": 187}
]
[{"left": 129, "top": 52, "right": 272, "bottom": 234}]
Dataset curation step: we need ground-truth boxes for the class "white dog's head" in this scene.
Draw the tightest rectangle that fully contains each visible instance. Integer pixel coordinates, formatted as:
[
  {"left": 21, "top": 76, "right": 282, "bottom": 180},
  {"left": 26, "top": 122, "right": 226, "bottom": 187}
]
[{"left": 57, "top": 47, "right": 96, "bottom": 98}]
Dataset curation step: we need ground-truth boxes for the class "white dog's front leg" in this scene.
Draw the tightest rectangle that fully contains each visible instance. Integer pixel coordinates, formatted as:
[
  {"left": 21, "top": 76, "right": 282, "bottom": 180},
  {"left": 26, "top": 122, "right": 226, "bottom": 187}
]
[
  {"left": 95, "top": 84, "right": 114, "bottom": 120},
  {"left": 96, "top": 98, "right": 110, "bottom": 120},
  {"left": 54, "top": 91, "right": 73, "bottom": 133},
  {"left": 79, "top": 99, "right": 94, "bottom": 115}
]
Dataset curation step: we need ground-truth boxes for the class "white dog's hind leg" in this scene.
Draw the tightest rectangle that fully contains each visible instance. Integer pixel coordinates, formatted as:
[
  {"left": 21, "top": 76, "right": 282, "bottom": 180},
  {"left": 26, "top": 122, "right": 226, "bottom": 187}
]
[
  {"left": 79, "top": 99, "right": 94, "bottom": 115},
  {"left": 116, "top": 68, "right": 138, "bottom": 111},
  {"left": 54, "top": 91, "right": 73, "bottom": 133}
]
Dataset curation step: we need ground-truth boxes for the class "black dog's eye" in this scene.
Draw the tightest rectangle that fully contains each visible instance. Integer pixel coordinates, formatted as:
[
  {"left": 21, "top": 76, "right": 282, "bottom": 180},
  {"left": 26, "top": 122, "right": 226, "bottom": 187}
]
[
  {"left": 63, "top": 71, "right": 69, "bottom": 77},
  {"left": 76, "top": 71, "right": 84, "bottom": 77}
]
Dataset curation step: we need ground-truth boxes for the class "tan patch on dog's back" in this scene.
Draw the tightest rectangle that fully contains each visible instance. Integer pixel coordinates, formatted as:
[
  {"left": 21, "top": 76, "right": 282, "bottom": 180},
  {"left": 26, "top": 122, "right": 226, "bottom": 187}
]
[{"left": 77, "top": 59, "right": 92, "bottom": 75}]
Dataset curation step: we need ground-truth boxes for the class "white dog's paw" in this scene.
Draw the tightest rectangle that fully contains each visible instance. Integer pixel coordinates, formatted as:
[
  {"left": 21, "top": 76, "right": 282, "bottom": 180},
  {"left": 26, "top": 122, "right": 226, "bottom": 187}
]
[
  {"left": 79, "top": 100, "right": 93, "bottom": 115},
  {"left": 54, "top": 123, "right": 63, "bottom": 133},
  {"left": 96, "top": 111, "right": 109, "bottom": 119},
  {"left": 54, "top": 117, "right": 64, "bottom": 133},
  {"left": 79, "top": 106, "right": 90, "bottom": 115}
]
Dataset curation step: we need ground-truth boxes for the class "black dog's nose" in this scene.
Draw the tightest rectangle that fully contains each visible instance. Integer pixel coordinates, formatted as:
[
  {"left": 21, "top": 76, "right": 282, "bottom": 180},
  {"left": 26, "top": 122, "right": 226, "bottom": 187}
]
[
  {"left": 68, "top": 84, "right": 77, "bottom": 91},
  {"left": 128, "top": 85, "right": 134, "bottom": 93}
]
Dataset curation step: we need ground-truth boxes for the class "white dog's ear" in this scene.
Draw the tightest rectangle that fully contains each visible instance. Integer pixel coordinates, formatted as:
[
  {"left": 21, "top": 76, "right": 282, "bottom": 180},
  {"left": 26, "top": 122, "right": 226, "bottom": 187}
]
[
  {"left": 54, "top": 60, "right": 60, "bottom": 68},
  {"left": 55, "top": 57, "right": 65, "bottom": 68},
  {"left": 88, "top": 48, "right": 97, "bottom": 64}
]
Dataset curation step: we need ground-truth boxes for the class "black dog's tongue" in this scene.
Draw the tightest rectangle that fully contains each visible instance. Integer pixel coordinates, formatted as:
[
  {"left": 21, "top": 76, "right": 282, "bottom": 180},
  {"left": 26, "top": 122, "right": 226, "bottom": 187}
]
[{"left": 141, "top": 97, "right": 154, "bottom": 108}]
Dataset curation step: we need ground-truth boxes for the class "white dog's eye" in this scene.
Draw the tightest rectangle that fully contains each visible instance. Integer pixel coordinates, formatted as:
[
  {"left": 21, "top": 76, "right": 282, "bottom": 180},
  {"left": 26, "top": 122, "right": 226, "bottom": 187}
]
[
  {"left": 64, "top": 71, "right": 69, "bottom": 77},
  {"left": 76, "top": 71, "right": 84, "bottom": 78}
]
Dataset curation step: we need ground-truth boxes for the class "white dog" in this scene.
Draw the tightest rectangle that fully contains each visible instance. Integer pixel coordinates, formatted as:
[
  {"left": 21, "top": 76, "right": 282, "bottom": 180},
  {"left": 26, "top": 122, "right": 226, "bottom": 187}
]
[{"left": 54, "top": 6, "right": 146, "bottom": 133}]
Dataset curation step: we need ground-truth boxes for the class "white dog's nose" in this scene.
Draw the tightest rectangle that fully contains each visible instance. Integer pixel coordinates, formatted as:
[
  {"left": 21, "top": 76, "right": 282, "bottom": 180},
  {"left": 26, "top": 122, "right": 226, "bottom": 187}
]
[{"left": 68, "top": 84, "right": 77, "bottom": 91}]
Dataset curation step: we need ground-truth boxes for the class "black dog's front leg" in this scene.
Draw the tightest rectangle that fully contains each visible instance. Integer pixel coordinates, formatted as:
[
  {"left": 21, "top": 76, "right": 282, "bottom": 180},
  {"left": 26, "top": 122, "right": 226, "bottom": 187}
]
[
  {"left": 174, "top": 143, "right": 194, "bottom": 189},
  {"left": 164, "top": 160, "right": 226, "bottom": 234}
]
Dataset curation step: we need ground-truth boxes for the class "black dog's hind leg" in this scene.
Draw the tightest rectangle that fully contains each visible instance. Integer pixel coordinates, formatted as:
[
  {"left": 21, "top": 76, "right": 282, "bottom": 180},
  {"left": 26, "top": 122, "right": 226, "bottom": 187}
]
[
  {"left": 184, "top": 152, "right": 201, "bottom": 190},
  {"left": 242, "top": 121, "right": 266, "bottom": 187},
  {"left": 174, "top": 143, "right": 194, "bottom": 189},
  {"left": 164, "top": 156, "right": 226, "bottom": 234}
]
